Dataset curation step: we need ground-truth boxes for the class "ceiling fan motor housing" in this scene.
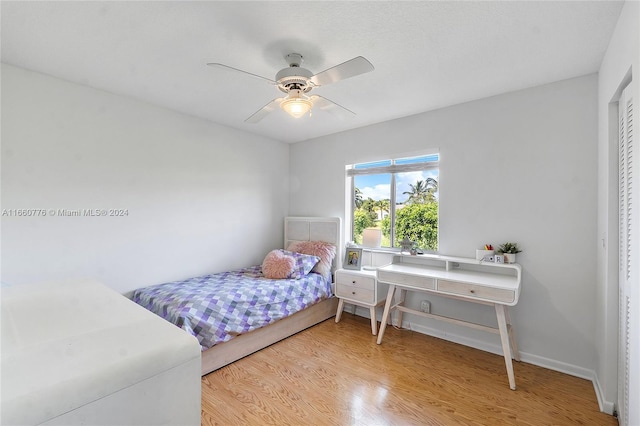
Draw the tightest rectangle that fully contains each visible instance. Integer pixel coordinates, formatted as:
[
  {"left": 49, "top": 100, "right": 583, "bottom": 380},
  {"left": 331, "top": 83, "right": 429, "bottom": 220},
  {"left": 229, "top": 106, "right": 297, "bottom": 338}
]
[{"left": 276, "top": 66, "right": 314, "bottom": 93}]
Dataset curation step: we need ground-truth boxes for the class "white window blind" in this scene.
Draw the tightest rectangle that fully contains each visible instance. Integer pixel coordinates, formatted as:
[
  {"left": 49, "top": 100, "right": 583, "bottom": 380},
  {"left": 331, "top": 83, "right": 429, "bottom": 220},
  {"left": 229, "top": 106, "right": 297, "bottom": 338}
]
[{"left": 347, "top": 162, "right": 439, "bottom": 176}]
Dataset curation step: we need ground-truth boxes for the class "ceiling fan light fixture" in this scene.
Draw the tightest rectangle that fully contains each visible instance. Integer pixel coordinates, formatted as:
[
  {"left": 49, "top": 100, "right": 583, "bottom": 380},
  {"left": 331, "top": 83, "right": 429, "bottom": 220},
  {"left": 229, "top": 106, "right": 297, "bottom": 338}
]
[{"left": 280, "top": 92, "right": 313, "bottom": 119}]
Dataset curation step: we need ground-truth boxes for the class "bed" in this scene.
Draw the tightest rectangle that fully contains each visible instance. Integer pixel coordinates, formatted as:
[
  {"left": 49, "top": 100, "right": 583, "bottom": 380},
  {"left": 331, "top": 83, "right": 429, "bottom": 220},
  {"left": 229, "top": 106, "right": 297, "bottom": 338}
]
[{"left": 131, "top": 216, "right": 342, "bottom": 376}]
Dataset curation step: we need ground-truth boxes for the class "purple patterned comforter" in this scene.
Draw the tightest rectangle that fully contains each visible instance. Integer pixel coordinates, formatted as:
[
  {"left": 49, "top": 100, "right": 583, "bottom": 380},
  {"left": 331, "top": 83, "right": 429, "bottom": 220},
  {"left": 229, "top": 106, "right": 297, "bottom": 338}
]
[{"left": 131, "top": 265, "right": 332, "bottom": 350}]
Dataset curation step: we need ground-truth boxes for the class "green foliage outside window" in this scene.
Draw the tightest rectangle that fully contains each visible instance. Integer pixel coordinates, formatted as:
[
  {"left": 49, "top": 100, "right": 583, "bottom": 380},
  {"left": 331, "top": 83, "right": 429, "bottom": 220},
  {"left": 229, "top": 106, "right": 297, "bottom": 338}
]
[
  {"left": 380, "top": 215, "right": 391, "bottom": 240},
  {"left": 353, "top": 209, "right": 376, "bottom": 243},
  {"left": 395, "top": 203, "right": 438, "bottom": 250},
  {"left": 354, "top": 182, "right": 438, "bottom": 250}
]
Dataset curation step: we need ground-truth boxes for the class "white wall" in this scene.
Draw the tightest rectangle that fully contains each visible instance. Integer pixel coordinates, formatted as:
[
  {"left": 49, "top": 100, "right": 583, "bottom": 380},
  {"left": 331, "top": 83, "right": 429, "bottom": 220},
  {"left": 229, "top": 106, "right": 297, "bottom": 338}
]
[
  {"left": 596, "top": 0, "right": 640, "bottom": 419},
  {"left": 1, "top": 64, "right": 290, "bottom": 294},
  {"left": 290, "top": 75, "right": 599, "bottom": 380}
]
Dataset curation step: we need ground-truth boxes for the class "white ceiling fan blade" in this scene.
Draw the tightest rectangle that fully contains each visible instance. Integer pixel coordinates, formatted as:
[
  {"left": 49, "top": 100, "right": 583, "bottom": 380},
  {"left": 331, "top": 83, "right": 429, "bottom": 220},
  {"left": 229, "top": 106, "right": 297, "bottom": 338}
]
[
  {"left": 310, "top": 95, "right": 356, "bottom": 120},
  {"left": 245, "top": 98, "right": 284, "bottom": 123},
  {"left": 309, "top": 56, "right": 374, "bottom": 87},
  {"left": 207, "top": 63, "right": 276, "bottom": 84}
]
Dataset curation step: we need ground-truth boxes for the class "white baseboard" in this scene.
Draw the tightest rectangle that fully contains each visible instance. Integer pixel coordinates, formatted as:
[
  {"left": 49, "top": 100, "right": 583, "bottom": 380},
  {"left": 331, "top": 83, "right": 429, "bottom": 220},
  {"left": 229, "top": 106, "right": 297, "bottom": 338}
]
[
  {"left": 348, "top": 305, "right": 616, "bottom": 415},
  {"left": 593, "top": 375, "right": 616, "bottom": 415}
]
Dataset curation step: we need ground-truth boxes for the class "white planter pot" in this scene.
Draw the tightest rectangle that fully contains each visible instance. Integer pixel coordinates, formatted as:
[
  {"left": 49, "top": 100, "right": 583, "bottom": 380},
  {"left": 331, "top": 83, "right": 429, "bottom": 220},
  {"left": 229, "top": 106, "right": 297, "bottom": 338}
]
[{"left": 503, "top": 253, "right": 517, "bottom": 264}]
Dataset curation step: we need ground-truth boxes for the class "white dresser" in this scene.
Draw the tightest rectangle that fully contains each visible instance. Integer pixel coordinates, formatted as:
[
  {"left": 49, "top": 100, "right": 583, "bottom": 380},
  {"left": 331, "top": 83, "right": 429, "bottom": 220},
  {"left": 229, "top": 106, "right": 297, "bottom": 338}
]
[{"left": 375, "top": 254, "right": 522, "bottom": 390}]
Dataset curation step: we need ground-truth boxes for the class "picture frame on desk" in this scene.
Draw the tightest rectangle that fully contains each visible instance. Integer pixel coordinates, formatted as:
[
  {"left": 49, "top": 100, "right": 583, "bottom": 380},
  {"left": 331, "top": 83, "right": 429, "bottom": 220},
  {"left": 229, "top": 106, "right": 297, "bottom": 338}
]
[{"left": 343, "top": 247, "right": 363, "bottom": 270}]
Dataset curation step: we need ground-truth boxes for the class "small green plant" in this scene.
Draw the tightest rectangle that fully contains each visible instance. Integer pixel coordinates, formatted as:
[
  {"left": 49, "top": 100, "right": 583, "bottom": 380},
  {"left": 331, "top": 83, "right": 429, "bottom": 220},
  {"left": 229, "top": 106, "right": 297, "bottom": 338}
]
[{"left": 498, "top": 242, "right": 522, "bottom": 254}]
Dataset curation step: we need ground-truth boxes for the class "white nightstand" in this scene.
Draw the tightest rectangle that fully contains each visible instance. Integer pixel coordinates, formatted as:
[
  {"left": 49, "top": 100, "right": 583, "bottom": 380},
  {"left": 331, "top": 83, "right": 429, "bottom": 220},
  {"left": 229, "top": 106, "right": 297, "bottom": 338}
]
[{"left": 334, "top": 268, "right": 388, "bottom": 335}]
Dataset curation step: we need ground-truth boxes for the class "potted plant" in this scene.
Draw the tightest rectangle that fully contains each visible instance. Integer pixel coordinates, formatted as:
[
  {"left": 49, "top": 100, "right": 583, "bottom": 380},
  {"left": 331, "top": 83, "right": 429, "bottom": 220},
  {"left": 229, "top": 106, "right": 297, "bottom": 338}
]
[{"left": 498, "top": 242, "right": 522, "bottom": 264}]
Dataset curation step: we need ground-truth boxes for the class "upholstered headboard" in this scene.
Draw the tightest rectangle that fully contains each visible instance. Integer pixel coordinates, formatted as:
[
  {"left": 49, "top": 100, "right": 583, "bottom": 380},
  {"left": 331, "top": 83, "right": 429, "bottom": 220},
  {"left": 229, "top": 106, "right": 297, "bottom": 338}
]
[{"left": 284, "top": 217, "right": 342, "bottom": 273}]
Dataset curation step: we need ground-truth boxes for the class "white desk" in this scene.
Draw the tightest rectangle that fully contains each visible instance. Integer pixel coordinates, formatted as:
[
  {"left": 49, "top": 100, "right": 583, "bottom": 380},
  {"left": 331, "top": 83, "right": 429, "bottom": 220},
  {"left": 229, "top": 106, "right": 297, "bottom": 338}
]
[{"left": 375, "top": 254, "right": 522, "bottom": 390}]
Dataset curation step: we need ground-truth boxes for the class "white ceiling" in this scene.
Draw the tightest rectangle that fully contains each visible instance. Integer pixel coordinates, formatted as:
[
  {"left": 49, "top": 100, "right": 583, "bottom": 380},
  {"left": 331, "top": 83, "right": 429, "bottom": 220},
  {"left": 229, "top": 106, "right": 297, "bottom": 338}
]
[{"left": 1, "top": 1, "right": 624, "bottom": 143}]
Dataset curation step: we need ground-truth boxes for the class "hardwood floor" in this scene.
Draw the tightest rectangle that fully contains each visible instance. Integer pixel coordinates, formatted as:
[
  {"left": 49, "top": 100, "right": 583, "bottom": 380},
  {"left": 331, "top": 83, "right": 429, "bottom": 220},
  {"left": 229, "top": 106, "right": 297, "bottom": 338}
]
[{"left": 201, "top": 314, "right": 617, "bottom": 425}]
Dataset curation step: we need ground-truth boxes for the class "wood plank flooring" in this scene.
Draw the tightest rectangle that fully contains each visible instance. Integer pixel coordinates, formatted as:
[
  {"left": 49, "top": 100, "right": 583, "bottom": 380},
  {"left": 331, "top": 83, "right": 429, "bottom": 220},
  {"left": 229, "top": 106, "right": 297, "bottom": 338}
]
[{"left": 201, "top": 314, "right": 617, "bottom": 425}]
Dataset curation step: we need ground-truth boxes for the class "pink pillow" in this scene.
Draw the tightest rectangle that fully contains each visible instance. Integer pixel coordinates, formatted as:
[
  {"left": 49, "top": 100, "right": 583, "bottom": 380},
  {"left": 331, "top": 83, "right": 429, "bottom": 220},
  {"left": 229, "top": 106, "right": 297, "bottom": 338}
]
[
  {"left": 287, "top": 241, "right": 336, "bottom": 280},
  {"left": 262, "top": 250, "right": 295, "bottom": 279}
]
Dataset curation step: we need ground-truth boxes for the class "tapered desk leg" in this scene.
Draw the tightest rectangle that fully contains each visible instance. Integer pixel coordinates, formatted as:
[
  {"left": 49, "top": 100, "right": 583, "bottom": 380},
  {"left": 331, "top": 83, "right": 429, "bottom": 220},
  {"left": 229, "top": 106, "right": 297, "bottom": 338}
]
[
  {"left": 495, "top": 304, "right": 516, "bottom": 390},
  {"left": 376, "top": 285, "right": 397, "bottom": 345},
  {"left": 335, "top": 298, "right": 345, "bottom": 323},
  {"left": 396, "top": 288, "right": 407, "bottom": 328},
  {"left": 504, "top": 306, "right": 521, "bottom": 361},
  {"left": 370, "top": 306, "right": 377, "bottom": 335}
]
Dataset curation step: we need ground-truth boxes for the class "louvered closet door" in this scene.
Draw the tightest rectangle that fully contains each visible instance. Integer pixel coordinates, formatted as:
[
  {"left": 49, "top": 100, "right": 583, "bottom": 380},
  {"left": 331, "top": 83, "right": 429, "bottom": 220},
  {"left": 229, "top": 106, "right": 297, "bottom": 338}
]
[{"left": 618, "top": 82, "right": 636, "bottom": 426}]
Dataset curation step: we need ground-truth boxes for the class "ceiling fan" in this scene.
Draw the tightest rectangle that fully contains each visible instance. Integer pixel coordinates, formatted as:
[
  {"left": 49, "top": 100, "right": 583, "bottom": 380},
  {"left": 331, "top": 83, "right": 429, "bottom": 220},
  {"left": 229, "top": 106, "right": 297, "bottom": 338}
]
[{"left": 207, "top": 53, "right": 374, "bottom": 123}]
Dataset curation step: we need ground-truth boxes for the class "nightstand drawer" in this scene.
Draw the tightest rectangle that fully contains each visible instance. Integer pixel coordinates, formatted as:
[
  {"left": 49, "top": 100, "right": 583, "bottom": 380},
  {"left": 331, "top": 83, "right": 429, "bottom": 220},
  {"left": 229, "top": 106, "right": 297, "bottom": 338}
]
[
  {"left": 336, "top": 284, "right": 374, "bottom": 304},
  {"left": 437, "top": 280, "right": 515, "bottom": 304},
  {"left": 336, "top": 272, "right": 375, "bottom": 290}
]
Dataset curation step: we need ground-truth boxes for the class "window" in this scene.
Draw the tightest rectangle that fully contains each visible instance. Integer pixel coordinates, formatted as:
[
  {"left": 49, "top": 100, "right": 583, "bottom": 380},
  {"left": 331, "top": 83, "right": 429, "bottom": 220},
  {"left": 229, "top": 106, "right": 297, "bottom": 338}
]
[{"left": 347, "top": 154, "right": 439, "bottom": 251}]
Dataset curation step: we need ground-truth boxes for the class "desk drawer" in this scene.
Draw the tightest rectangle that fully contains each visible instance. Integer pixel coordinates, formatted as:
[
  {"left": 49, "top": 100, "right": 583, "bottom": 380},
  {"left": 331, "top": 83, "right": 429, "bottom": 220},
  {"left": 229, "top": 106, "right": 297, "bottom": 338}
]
[
  {"left": 336, "top": 272, "right": 375, "bottom": 290},
  {"left": 377, "top": 270, "right": 435, "bottom": 290},
  {"left": 336, "top": 284, "right": 374, "bottom": 304},
  {"left": 437, "top": 280, "right": 515, "bottom": 304}
]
